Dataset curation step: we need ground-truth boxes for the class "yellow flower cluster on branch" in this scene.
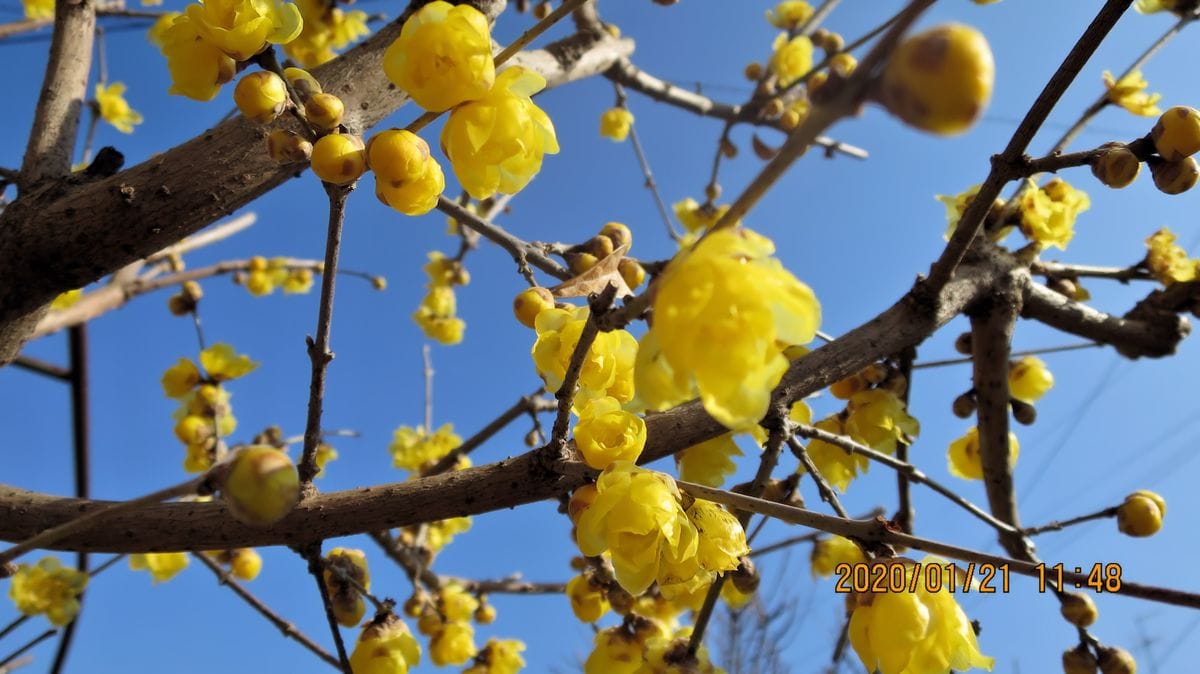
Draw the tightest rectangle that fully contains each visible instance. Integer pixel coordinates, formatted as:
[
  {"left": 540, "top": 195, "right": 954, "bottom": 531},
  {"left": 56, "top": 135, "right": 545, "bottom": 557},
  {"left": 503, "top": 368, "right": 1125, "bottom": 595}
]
[
  {"left": 239, "top": 256, "right": 315, "bottom": 296},
  {"left": 389, "top": 422, "right": 462, "bottom": 472},
  {"left": 574, "top": 396, "right": 647, "bottom": 470},
  {"left": 532, "top": 304, "right": 638, "bottom": 411},
  {"left": 1144, "top": 227, "right": 1198, "bottom": 285},
  {"left": 464, "top": 638, "right": 526, "bottom": 674},
  {"left": 1103, "top": 70, "right": 1162, "bottom": 117},
  {"left": 599, "top": 107, "right": 634, "bottom": 142},
  {"left": 129, "top": 552, "right": 190, "bottom": 583},
  {"left": 368, "top": 130, "right": 446, "bottom": 216},
  {"left": 1018, "top": 177, "right": 1090, "bottom": 250},
  {"left": 162, "top": 344, "right": 257, "bottom": 472},
  {"left": 8, "top": 557, "right": 88, "bottom": 626},
  {"left": 285, "top": 0, "right": 369, "bottom": 67},
  {"left": 351, "top": 613, "right": 422, "bottom": 674},
  {"left": 413, "top": 253, "right": 469, "bottom": 345}
]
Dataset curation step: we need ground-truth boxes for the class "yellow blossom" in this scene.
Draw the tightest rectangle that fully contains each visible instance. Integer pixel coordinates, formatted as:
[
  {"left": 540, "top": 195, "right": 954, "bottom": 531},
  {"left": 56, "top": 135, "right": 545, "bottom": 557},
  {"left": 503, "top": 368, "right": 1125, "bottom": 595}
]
[
  {"left": 229, "top": 548, "right": 262, "bottom": 580},
  {"left": 284, "top": 0, "right": 369, "bottom": 67},
  {"left": 947, "top": 426, "right": 1018, "bottom": 480},
  {"left": 1008, "top": 356, "right": 1053, "bottom": 403},
  {"left": 800, "top": 415, "right": 867, "bottom": 492},
  {"left": 421, "top": 252, "right": 468, "bottom": 288},
  {"left": 1018, "top": 177, "right": 1090, "bottom": 250},
  {"left": 199, "top": 343, "right": 259, "bottom": 381},
  {"left": 442, "top": 66, "right": 559, "bottom": 200},
  {"left": 844, "top": 389, "right": 919, "bottom": 454},
  {"left": 161, "top": 358, "right": 201, "bottom": 398},
  {"left": 532, "top": 304, "right": 638, "bottom": 410},
  {"left": 574, "top": 396, "right": 647, "bottom": 470},
  {"left": 633, "top": 328, "right": 695, "bottom": 412},
  {"left": 185, "top": 0, "right": 304, "bottom": 61},
  {"left": 425, "top": 516, "right": 472, "bottom": 552},
  {"left": 671, "top": 198, "right": 737, "bottom": 234},
  {"left": 23, "top": 0, "right": 53, "bottom": 20},
  {"left": 324, "top": 547, "right": 370, "bottom": 627},
  {"left": 283, "top": 268, "right": 315, "bottom": 293},
  {"left": 650, "top": 227, "right": 820, "bottom": 431},
  {"left": 685, "top": 499, "right": 748, "bottom": 573},
  {"left": 766, "top": 1, "right": 813, "bottom": 29},
  {"left": 383, "top": 0, "right": 494, "bottom": 112},
  {"left": 389, "top": 423, "right": 461, "bottom": 471},
  {"left": 600, "top": 107, "right": 634, "bottom": 142},
  {"left": 94, "top": 82, "right": 143, "bottom": 134},
  {"left": 8, "top": 557, "right": 88, "bottom": 626},
  {"left": 465, "top": 639, "right": 526, "bottom": 674},
  {"left": 566, "top": 574, "right": 610, "bottom": 623},
  {"left": 313, "top": 442, "right": 337, "bottom": 477},
  {"left": 129, "top": 552, "right": 190, "bottom": 583},
  {"left": 676, "top": 433, "right": 743, "bottom": 488},
  {"left": 584, "top": 627, "right": 646, "bottom": 674},
  {"left": 1145, "top": 227, "right": 1197, "bottom": 285},
  {"left": 158, "top": 15, "right": 238, "bottom": 101},
  {"left": 147, "top": 12, "right": 182, "bottom": 46},
  {"left": 849, "top": 558, "right": 994, "bottom": 674},
  {"left": 770, "top": 33, "right": 814, "bottom": 87},
  {"left": 51, "top": 289, "right": 83, "bottom": 311},
  {"left": 430, "top": 620, "right": 477, "bottom": 666},
  {"left": 811, "top": 535, "right": 865, "bottom": 577},
  {"left": 1117, "top": 490, "right": 1166, "bottom": 537},
  {"left": 1103, "top": 70, "right": 1162, "bottom": 117},
  {"left": 368, "top": 130, "right": 445, "bottom": 216},
  {"left": 350, "top": 614, "right": 422, "bottom": 674}
]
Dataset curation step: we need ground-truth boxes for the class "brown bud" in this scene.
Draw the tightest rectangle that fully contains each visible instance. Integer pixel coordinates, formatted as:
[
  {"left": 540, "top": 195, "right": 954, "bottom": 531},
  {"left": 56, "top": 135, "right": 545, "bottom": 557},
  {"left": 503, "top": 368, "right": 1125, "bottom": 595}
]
[
  {"left": 744, "top": 62, "right": 764, "bottom": 81},
  {"left": 524, "top": 427, "right": 544, "bottom": 448},
  {"left": 764, "top": 97, "right": 785, "bottom": 118},
  {"left": 730, "top": 557, "right": 760, "bottom": 595},
  {"left": 705, "top": 182, "right": 722, "bottom": 202},
  {"left": 1010, "top": 399, "right": 1037, "bottom": 425},
  {"left": 167, "top": 293, "right": 195, "bottom": 317},
  {"left": 1096, "top": 646, "right": 1136, "bottom": 674},
  {"left": 1149, "top": 155, "right": 1200, "bottom": 194},
  {"left": 861, "top": 363, "right": 889, "bottom": 385},
  {"left": 533, "top": 1, "right": 552, "bottom": 19},
  {"left": 607, "top": 585, "right": 635, "bottom": 614},
  {"left": 720, "top": 138, "right": 739, "bottom": 159},
  {"left": 1062, "top": 646, "right": 1099, "bottom": 674},
  {"left": 954, "top": 332, "right": 973, "bottom": 355},
  {"left": 1060, "top": 591, "right": 1098, "bottom": 627},
  {"left": 952, "top": 392, "right": 976, "bottom": 419},
  {"left": 1091, "top": 143, "right": 1141, "bottom": 189},
  {"left": 1047, "top": 277, "right": 1079, "bottom": 299}
]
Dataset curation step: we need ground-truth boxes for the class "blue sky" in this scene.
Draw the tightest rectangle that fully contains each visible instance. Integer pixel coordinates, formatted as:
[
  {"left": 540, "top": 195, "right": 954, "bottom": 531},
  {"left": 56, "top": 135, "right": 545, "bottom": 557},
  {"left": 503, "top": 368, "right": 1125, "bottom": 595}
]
[{"left": 2, "top": 1, "right": 1200, "bottom": 672}]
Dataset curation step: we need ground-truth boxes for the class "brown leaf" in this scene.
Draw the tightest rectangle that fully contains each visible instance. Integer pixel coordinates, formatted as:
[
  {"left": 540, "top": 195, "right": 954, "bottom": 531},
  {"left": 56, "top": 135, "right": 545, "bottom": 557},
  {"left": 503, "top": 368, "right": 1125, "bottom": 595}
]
[
  {"left": 752, "top": 133, "right": 779, "bottom": 160},
  {"left": 550, "top": 244, "right": 632, "bottom": 298}
]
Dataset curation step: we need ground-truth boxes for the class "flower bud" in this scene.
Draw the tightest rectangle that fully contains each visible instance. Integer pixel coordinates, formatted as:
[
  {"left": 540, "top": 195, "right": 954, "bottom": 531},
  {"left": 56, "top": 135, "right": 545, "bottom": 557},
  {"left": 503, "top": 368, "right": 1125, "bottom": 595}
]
[
  {"left": 1060, "top": 591, "right": 1098, "bottom": 627},
  {"left": 730, "top": 557, "right": 760, "bottom": 595},
  {"left": 1062, "top": 646, "right": 1099, "bottom": 674},
  {"left": 1091, "top": 144, "right": 1141, "bottom": 188},
  {"left": 744, "top": 62, "right": 764, "bottom": 81},
  {"left": 1117, "top": 490, "right": 1165, "bottom": 537},
  {"left": 1097, "top": 646, "right": 1136, "bottom": 674},
  {"left": 1149, "top": 156, "right": 1199, "bottom": 194},
  {"left": 955, "top": 332, "right": 973, "bottom": 355},
  {"left": 952, "top": 392, "right": 977, "bottom": 419},
  {"left": 829, "top": 373, "right": 866, "bottom": 400},
  {"left": 533, "top": 1, "right": 551, "bottom": 18},
  {"left": 513, "top": 286, "right": 555, "bottom": 328},
  {"left": 474, "top": 602, "right": 496, "bottom": 624},
  {"left": 600, "top": 221, "right": 632, "bottom": 249},
  {"left": 1151, "top": 105, "right": 1200, "bottom": 161},
  {"left": 568, "top": 252, "right": 598, "bottom": 275},
  {"left": 283, "top": 67, "right": 321, "bottom": 101},
  {"left": 584, "top": 235, "right": 615, "bottom": 259},
  {"left": 220, "top": 445, "right": 300, "bottom": 526},
  {"left": 266, "top": 129, "right": 313, "bottom": 165},
  {"left": 234, "top": 71, "right": 287, "bottom": 124},
  {"left": 311, "top": 133, "right": 366, "bottom": 185},
  {"left": 764, "top": 97, "right": 785, "bottom": 117},
  {"left": 1010, "top": 399, "right": 1037, "bottom": 425},
  {"left": 305, "top": 93, "right": 345, "bottom": 131},
  {"left": 230, "top": 548, "right": 262, "bottom": 581},
  {"left": 618, "top": 259, "right": 646, "bottom": 289},
  {"left": 880, "top": 23, "right": 994, "bottom": 135},
  {"left": 168, "top": 292, "right": 195, "bottom": 317}
]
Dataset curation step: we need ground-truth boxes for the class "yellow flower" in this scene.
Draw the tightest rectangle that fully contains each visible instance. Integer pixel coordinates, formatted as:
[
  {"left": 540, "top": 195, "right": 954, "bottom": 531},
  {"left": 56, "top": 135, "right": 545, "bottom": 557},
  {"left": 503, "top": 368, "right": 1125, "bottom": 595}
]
[
  {"left": 532, "top": 304, "right": 638, "bottom": 410},
  {"left": 389, "top": 423, "right": 461, "bottom": 471},
  {"left": 1103, "top": 70, "right": 1162, "bottom": 117},
  {"left": 1008, "top": 356, "right": 1053, "bottom": 403},
  {"left": 413, "top": 283, "right": 465, "bottom": 345},
  {"left": 936, "top": 184, "right": 980, "bottom": 240},
  {"left": 566, "top": 574, "right": 610, "bottom": 623},
  {"left": 685, "top": 499, "right": 748, "bottom": 573},
  {"left": 199, "top": 343, "right": 259, "bottom": 381},
  {"left": 229, "top": 548, "right": 262, "bottom": 580},
  {"left": 350, "top": 614, "right": 422, "bottom": 674},
  {"left": 800, "top": 415, "right": 867, "bottom": 491},
  {"left": 430, "top": 620, "right": 477, "bottom": 666},
  {"left": 676, "top": 433, "right": 743, "bottom": 488},
  {"left": 94, "top": 82, "right": 143, "bottom": 134},
  {"left": 599, "top": 107, "right": 634, "bottom": 142},
  {"left": 1145, "top": 227, "right": 1197, "bottom": 285},
  {"left": 185, "top": 0, "right": 304, "bottom": 61},
  {"left": 1018, "top": 177, "right": 1090, "bottom": 250},
  {"left": 849, "top": 558, "right": 994, "bottom": 674},
  {"left": 283, "top": 268, "right": 315, "bottom": 293},
  {"left": 465, "top": 639, "right": 525, "bottom": 674},
  {"left": 8, "top": 557, "right": 88, "bottom": 626},
  {"left": 313, "top": 442, "right": 337, "bottom": 477},
  {"left": 147, "top": 12, "right": 182, "bottom": 47},
  {"left": 50, "top": 289, "right": 83, "bottom": 311},
  {"left": 880, "top": 23, "right": 994, "bottom": 135},
  {"left": 437, "top": 583, "right": 478, "bottom": 622},
  {"left": 425, "top": 516, "right": 472, "bottom": 552},
  {"left": 585, "top": 626, "right": 653, "bottom": 674},
  {"left": 633, "top": 328, "right": 694, "bottom": 413},
  {"left": 368, "top": 130, "right": 445, "bottom": 216},
  {"left": 947, "top": 426, "right": 1018, "bottom": 480},
  {"left": 651, "top": 228, "right": 820, "bottom": 431},
  {"left": 766, "top": 1, "right": 813, "bottom": 29},
  {"left": 811, "top": 535, "right": 864, "bottom": 578},
  {"left": 442, "top": 66, "right": 560, "bottom": 199},
  {"left": 574, "top": 462, "right": 698, "bottom": 594},
  {"left": 129, "top": 552, "right": 190, "bottom": 583},
  {"left": 770, "top": 33, "right": 814, "bottom": 87},
  {"left": 383, "top": 0, "right": 494, "bottom": 112},
  {"left": 324, "top": 547, "right": 370, "bottom": 627},
  {"left": 158, "top": 15, "right": 238, "bottom": 101},
  {"left": 284, "top": 0, "right": 369, "bottom": 67},
  {"left": 574, "top": 396, "right": 647, "bottom": 470},
  {"left": 23, "top": 0, "right": 53, "bottom": 20},
  {"left": 845, "top": 389, "right": 919, "bottom": 454},
  {"left": 671, "top": 198, "right": 736, "bottom": 234}
]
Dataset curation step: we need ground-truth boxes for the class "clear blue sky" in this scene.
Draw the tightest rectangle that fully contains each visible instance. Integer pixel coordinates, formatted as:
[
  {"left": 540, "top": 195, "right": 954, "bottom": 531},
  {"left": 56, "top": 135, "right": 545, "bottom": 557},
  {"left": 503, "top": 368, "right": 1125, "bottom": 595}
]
[{"left": 3, "top": 1, "right": 1199, "bottom": 672}]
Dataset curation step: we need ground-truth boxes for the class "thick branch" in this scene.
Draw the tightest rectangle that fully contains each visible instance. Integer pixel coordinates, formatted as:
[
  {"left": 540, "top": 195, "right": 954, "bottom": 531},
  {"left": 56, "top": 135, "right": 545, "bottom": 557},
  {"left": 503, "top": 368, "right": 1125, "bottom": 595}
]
[{"left": 1022, "top": 282, "right": 1190, "bottom": 358}]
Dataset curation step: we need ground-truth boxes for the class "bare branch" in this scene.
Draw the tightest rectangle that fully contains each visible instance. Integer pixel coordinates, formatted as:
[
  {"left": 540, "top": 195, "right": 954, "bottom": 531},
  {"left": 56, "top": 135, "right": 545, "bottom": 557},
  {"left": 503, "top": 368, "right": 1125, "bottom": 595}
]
[{"left": 1022, "top": 281, "right": 1190, "bottom": 358}]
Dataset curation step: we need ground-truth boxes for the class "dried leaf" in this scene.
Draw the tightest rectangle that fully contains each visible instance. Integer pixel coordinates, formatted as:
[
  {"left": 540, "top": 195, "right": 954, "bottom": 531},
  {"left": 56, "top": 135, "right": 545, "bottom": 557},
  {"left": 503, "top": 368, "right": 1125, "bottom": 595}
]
[{"left": 550, "top": 244, "right": 632, "bottom": 298}]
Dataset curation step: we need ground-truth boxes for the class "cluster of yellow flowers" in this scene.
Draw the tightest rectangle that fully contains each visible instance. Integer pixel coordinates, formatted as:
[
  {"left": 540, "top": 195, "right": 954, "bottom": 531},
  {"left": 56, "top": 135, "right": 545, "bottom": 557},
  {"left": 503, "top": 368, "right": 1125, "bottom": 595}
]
[
  {"left": 8, "top": 557, "right": 88, "bottom": 626},
  {"left": 350, "top": 612, "right": 422, "bottom": 674},
  {"left": 810, "top": 535, "right": 864, "bottom": 577},
  {"left": 324, "top": 547, "right": 372, "bottom": 627},
  {"left": 848, "top": 557, "right": 994, "bottom": 674},
  {"left": 1018, "top": 177, "right": 1092, "bottom": 250},
  {"left": 1144, "top": 227, "right": 1197, "bottom": 284},
  {"left": 599, "top": 107, "right": 635, "bottom": 142},
  {"left": 676, "top": 433, "right": 743, "bottom": 488},
  {"left": 369, "top": 130, "right": 446, "bottom": 216},
  {"left": 153, "top": 0, "right": 303, "bottom": 101},
  {"left": 162, "top": 343, "right": 258, "bottom": 472},
  {"left": 412, "top": 253, "right": 469, "bottom": 345},
  {"left": 205, "top": 547, "right": 263, "bottom": 581},
  {"left": 415, "top": 583, "right": 481, "bottom": 666},
  {"left": 585, "top": 622, "right": 722, "bottom": 674},
  {"left": 572, "top": 462, "right": 748, "bottom": 595},
  {"left": 640, "top": 228, "right": 820, "bottom": 431},
  {"left": 237, "top": 256, "right": 315, "bottom": 296},
  {"left": 946, "top": 426, "right": 1019, "bottom": 481},
  {"left": 389, "top": 422, "right": 462, "bottom": 472},
  {"left": 464, "top": 639, "right": 527, "bottom": 674},
  {"left": 284, "top": 0, "right": 369, "bottom": 67},
  {"left": 531, "top": 305, "right": 638, "bottom": 412},
  {"left": 129, "top": 552, "right": 191, "bottom": 583}
]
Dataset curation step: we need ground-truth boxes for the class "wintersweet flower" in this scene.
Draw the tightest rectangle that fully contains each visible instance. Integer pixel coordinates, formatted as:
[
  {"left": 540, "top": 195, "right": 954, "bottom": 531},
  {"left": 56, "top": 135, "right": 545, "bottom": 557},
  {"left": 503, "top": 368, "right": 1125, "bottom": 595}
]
[
  {"left": 766, "top": 1, "right": 813, "bottom": 29},
  {"left": 947, "top": 426, "right": 1019, "bottom": 481},
  {"left": 23, "top": 0, "right": 53, "bottom": 20},
  {"left": 389, "top": 423, "right": 461, "bottom": 471},
  {"left": 770, "top": 33, "right": 814, "bottom": 87},
  {"left": 147, "top": 12, "right": 182, "bottom": 46},
  {"left": 464, "top": 639, "right": 526, "bottom": 674},
  {"left": 161, "top": 358, "right": 201, "bottom": 398},
  {"left": 810, "top": 535, "right": 865, "bottom": 577},
  {"left": 849, "top": 558, "right": 995, "bottom": 674},
  {"left": 685, "top": 499, "right": 748, "bottom": 572},
  {"left": 1145, "top": 227, "right": 1197, "bottom": 285},
  {"left": 185, "top": 0, "right": 304, "bottom": 61},
  {"left": 844, "top": 389, "right": 919, "bottom": 454},
  {"left": 1018, "top": 177, "right": 1090, "bottom": 250},
  {"left": 1008, "top": 356, "right": 1053, "bottom": 403},
  {"left": 574, "top": 396, "right": 647, "bottom": 470},
  {"left": 50, "top": 289, "right": 83, "bottom": 311},
  {"left": 566, "top": 574, "right": 610, "bottom": 623},
  {"left": 158, "top": 16, "right": 237, "bottom": 101},
  {"left": 430, "top": 620, "right": 477, "bottom": 666},
  {"left": 324, "top": 547, "right": 370, "bottom": 627},
  {"left": 798, "top": 415, "right": 867, "bottom": 491},
  {"left": 8, "top": 557, "right": 88, "bottom": 626},
  {"left": 94, "top": 82, "right": 143, "bottom": 134},
  {"left": 633, "top": 328, "right": 694, "bottom": 412},
  {"left": 1103, "top": 70, "right": 1162, "bottom": 117},
  {"left": 641, "top": 630, "right": 724, "bottom": 674},
  {"left": 284, "top": 0, "right": 369, "bottom": 67},
  {"left": 199, "top": 343, "right": 259, "bottom": 380},
  {"left": 383, "top": 0, "right": 494, "bottom": 112},
  {"left": 350, "top": 613, "right": 422, "bottom": 674},
  {"left": 649, "top": 227, "right": 820, "bottom": 431},
  {"left": 585, "top": 626, "right": 649, "bottom": 674},
  {"left": 671, "top": 198, "right": 737, "bottom": 234},
  {"left": 676, "top": 433, "right": 743, "bottom": 487},
  {"left": 425, "top": 516, "right": 472, "bottom": 552},
  {"left": 441, "top": 66, "right": 560, "bottom": 199},
  {"left": 600, "top": 107, "right": 635, "bottom": 142},
  {"left": 129, "top": 552, "right": 190, "bottom": 583},
  {"left": 1117, "top": 490, "right": 1165, "bottom": 537},
  {"left": 532, "top": 304, "right": 638, "bottom": 409},
  {"left": 368, "top": 129, "right": 445, "bottom": 216}
]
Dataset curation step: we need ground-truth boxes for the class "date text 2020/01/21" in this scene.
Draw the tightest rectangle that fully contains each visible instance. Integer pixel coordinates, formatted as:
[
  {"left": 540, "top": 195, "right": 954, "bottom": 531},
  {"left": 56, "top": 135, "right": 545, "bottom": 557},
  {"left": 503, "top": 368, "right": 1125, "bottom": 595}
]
[{"left": 831, "top": 561, "right": 1124, "bottom": 594}]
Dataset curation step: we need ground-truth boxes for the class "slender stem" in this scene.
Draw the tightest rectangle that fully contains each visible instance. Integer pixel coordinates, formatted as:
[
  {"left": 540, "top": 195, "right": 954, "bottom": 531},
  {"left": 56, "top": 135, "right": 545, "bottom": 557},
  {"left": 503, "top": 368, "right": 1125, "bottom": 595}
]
[
  {"left": 300, "top": 545, "right": 351, "bottom": 673},
  {"left": 0, "top": 630, "right": 56, "bottom": 670},
  {"left": 1022, "top": 506, "right": 1119, "bottom": 536},
  {"left": 436, "top": 196, "right": 570, "bottom": 282},
  {"left": 0, "top": 618, "right": 29, "bottom": 643},
  {"left": 427, "top": 391, "right": 554, "bottom": 475},
  {"left": 10, "top": 355, "right": 70, "bottom": 380},
  {"left": 299, "top": 184, "right": 351, "bottom": 489},
  {"left": 787, "top": 437, "right": 848, "bottom": 518},
  {"left": 195, "top": 553, "right": 341, "bottom": 669},
  {"left": 421, "top": 345, "right": 434, "bottom": 434},
  {"left": 1032, "top": 260, "right": 1151, "bottom": 283},
  {"left": 894, "top": 347, "right": 915, "bottom": 534},
  {"left": 912, "top": 342, "right": 1100, "bottom": 370}
]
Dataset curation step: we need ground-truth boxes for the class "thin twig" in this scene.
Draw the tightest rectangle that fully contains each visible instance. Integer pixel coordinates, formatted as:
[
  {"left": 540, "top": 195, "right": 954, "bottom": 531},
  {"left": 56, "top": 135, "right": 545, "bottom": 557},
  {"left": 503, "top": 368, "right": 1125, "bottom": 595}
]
[
  {"left": 0, "top": 630, "right": 56, "bottom": 670},
  {"left": 435, "top": 196, "right": 570, "bottom": 282},
  {"left": 1021, "top": 506, "right": 1119, "bottom": 536},
  {"left": 787, "top": 437, "right": 849, "bottom": 518},
  {"left": 1032, "top": 260, "right": 1152, "bottom": 283},
  {"left": 300, "top": 545, "right": 351, "bottom": 673},
  {"left": 913, "top": 342, "right": 1100, "bottom": 369},
  {"left": 421, "top": 344, "right": 434, "bottom": 434},
  {"left": 10, "top": 355, "right": 70, "bottom": 380},
  {"left": 611, "top": 82, "right": 680, "bottom": 242},
  {"left": 298, "top": 184, "right": 351, "bottom": 490},
  {"left": 427, "top": 390, "right": 554, "bottom": 476}
]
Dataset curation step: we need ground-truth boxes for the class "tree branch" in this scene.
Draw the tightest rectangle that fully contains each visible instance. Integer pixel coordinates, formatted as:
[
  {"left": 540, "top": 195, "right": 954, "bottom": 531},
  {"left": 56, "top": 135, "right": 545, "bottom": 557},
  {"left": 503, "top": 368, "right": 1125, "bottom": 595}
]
[{"left": 1022, "top": 281, "right": 1190, "bottom": 358}]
